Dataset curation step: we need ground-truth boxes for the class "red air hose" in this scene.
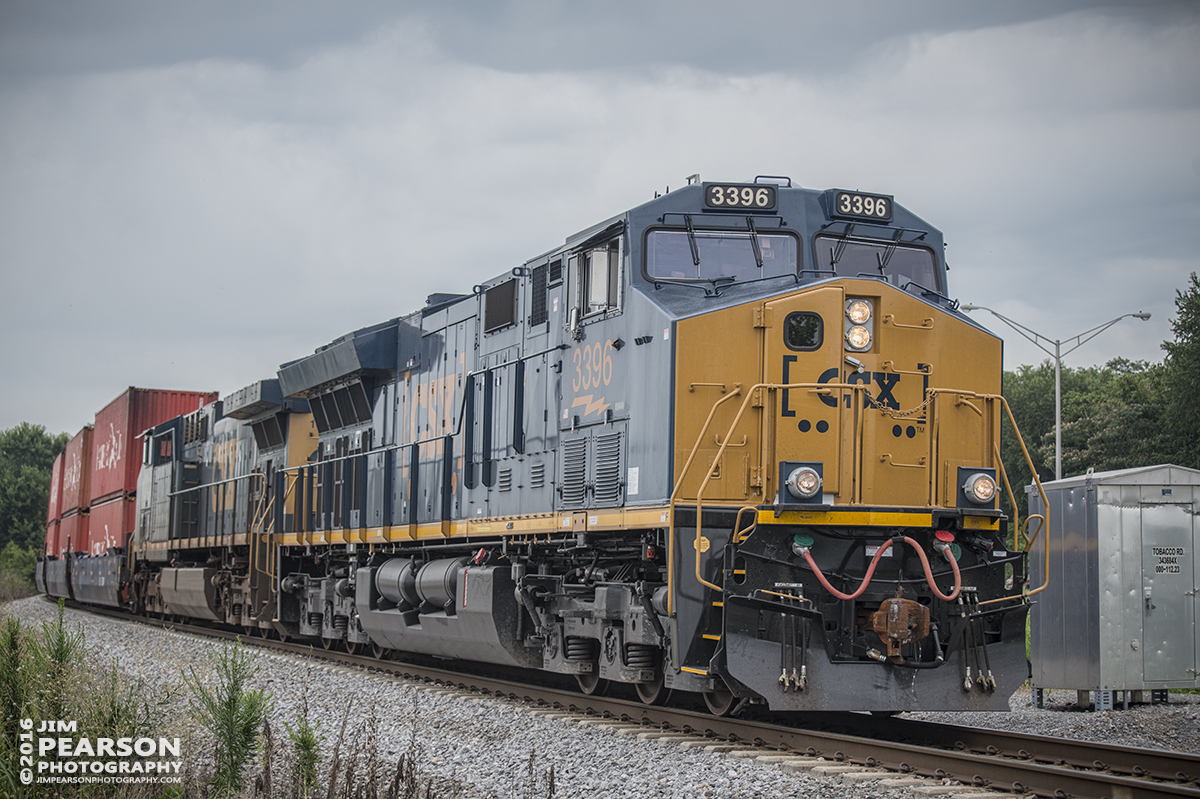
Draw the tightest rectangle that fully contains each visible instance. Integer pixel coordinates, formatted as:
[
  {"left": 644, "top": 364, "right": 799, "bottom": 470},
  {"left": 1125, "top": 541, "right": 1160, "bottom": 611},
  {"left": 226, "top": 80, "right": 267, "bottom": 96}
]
[{"left": 801, "top": 536, "right": 961, "bottom": 602}]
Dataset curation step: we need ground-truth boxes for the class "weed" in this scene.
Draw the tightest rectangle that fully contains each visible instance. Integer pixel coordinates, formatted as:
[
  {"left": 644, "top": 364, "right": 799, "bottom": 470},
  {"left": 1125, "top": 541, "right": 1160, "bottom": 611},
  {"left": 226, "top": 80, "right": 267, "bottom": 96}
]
[{"left": 182, "top": 639, "right": 272, "bottom": 798}]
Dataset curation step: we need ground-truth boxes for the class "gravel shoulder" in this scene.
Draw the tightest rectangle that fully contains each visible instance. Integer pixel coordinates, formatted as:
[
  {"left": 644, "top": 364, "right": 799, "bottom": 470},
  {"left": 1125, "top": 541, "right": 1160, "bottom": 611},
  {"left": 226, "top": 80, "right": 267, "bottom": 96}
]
[{"left": 6, "top": 595, "right": 1198, "bottom": 798}]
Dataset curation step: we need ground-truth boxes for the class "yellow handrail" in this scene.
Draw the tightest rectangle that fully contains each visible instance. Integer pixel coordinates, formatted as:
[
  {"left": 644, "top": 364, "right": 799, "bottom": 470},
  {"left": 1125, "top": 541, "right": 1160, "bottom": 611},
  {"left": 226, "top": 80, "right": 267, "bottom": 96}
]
[
  {"left": 666, "top": 385, "right": 745, "bottom": 615},
  {"left": 669, "top": 381, "right": 1052, "bottom": 612},
  {"left": 671, "top": 381, "right": 869, "bottom": 611}
]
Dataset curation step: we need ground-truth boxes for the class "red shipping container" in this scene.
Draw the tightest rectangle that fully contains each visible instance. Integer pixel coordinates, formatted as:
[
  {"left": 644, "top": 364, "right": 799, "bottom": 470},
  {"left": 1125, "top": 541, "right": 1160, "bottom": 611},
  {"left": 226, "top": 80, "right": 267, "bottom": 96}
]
[
  {"left": 46, "top": 452, "right": 64, "bottom": 524},
  {"left": 91, "top": 387, "right": 218, "bottom": 504},
  {"left": 60, "top": 426, "right": 93, "bottom": 515},
  {"left": 58, "top": 510, "right": 88, "bottom": 557},
  {"left": 88, "top": 496, "right": 137, "bottom": 555},
  {"left": 44, "top": 520, "right": 60, "bottom": 558}
]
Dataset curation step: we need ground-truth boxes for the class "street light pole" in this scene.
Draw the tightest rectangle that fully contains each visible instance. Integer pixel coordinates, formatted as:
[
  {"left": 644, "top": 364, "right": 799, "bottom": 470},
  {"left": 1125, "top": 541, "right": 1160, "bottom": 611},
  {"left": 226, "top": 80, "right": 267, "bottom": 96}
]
[{"left": 959, "top": 305, "right": 1151, "bottom": 481}]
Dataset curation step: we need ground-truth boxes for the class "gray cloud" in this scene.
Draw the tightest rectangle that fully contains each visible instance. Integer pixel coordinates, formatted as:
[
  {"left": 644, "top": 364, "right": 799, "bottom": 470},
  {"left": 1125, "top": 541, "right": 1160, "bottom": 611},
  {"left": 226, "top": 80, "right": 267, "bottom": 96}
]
[{"left": 1, "top": 1, "right": 1197, "bottom": 433}]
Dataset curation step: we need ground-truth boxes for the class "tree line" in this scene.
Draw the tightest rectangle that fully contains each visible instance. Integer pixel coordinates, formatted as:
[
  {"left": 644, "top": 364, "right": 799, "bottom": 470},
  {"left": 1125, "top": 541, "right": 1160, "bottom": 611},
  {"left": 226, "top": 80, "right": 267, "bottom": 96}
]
[
  {"left": 2, "top": 274, "right": 1199, "bottom": 590},
  {"left": 1000, "top": 273, "right": 1200, "bottom": 513}
]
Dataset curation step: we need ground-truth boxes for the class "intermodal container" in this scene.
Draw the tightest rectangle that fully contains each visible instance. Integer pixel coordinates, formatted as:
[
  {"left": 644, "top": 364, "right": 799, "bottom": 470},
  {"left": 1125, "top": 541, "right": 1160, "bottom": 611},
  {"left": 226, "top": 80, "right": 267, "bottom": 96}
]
[
  {"left": 60, "top": 426, "right": 94, "bottom": 515},
  {"left": 46, "top": 452, "right": 64, "bottom": 524},
  {"left": 58, "top": 510, "right": 88, "bottom": 557},
  {"left": 44, "top": 520, "right": 60, "bottom": 558},
  {"left": 91, "top": 387, "right": 218, "bottom": 504},
  {"left": 88, "top": 496, "right": 137, "bottom": 555}
]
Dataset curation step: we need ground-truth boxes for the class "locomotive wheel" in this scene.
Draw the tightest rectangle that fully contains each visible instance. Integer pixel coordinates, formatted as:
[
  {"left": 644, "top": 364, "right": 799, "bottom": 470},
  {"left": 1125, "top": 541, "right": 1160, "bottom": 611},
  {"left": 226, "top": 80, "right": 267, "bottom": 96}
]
[
  {"left": 371, "top": 641, "right": 389, "bottom": 660},
  {"left": 703, "top": 679, "right": 737, "bottom": 716},
  {"left": 345, "top": 640, "right": 360, "bottom": 656},
  {"left": 575, "top": 672, "right": 606, "bottom": 696},
  {"left": 635, "top": 674, "right": 667, "bottom": 706},
  {"left": 321, "top": 637, "right": 338, "bottom": 651}
]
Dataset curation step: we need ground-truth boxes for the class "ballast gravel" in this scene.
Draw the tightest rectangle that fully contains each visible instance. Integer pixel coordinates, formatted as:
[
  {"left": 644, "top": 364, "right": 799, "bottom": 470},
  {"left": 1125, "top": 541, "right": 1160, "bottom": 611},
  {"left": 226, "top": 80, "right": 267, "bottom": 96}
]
[{"left": 6, "top": 596, "right": 1199, "bottom": 798}]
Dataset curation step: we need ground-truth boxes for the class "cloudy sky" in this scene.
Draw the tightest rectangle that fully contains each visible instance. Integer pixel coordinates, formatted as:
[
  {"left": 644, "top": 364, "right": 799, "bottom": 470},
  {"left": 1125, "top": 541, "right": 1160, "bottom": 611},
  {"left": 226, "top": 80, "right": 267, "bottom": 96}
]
[{"left": 1, "top": 1, "right": 1197, "bottom": 435}]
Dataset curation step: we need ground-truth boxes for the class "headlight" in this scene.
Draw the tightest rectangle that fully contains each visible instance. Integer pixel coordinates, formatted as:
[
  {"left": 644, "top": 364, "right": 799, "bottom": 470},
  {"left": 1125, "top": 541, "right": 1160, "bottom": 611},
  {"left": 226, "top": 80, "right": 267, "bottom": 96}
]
[
  {"left": 846, "top": 299, "right": 871, "bottom": 324},
  {"left": 845, "top": 325, "right": 871, "bottom": 350},
  {"left": 785, "top": 467, "right": 822, "bottom": 500},
  {"left": 963, "top": 473, "right": 997, "bottom": 505}
]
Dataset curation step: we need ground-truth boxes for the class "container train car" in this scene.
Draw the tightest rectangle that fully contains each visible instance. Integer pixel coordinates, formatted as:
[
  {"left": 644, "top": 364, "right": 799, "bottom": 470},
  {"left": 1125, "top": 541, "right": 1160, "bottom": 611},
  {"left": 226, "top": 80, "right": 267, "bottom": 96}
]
[{"left": 37, "top": 175, "right": 1047, "bottom": 715}]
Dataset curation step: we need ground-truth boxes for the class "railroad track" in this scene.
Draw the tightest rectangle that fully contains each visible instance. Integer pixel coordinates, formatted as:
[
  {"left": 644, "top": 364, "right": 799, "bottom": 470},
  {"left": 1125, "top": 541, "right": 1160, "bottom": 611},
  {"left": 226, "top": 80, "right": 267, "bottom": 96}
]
[{"left": 69, "top": 600, "right": 1200, "bottom": 799}]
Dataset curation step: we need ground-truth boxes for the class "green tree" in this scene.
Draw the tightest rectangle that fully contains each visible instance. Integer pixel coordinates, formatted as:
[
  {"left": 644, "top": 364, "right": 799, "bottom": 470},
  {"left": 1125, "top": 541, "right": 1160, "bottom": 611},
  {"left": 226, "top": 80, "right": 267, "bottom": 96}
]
[
  {"left": 1162, "top": 272, "right": 1200, "bottom": 468},
  {"left": 0, "top": 423, "right": 70, "bottom": 552},
  {"left": 999, "top": 358, "right": 1170, "bottom": 522}
]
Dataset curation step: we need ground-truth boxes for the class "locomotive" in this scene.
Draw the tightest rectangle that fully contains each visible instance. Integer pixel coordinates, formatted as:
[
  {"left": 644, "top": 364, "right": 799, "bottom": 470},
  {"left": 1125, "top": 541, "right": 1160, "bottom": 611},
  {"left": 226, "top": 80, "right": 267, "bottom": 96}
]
[{"left": 37, "top": 175, "right": 1047, "bottom": 715}]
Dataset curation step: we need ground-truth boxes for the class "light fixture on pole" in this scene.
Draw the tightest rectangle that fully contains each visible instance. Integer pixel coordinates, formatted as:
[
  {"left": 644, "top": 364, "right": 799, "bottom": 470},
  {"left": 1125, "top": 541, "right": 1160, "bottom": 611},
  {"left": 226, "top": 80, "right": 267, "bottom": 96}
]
[{"left": 959, "top": 305, "right": 1151, "bottom": 481}]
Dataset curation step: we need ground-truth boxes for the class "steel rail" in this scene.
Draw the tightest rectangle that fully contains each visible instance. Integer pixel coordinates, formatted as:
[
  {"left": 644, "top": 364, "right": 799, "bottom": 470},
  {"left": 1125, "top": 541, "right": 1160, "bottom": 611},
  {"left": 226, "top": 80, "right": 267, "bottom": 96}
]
[{"left": 62, "top": 599, "right": 1200, "bottom": 799}]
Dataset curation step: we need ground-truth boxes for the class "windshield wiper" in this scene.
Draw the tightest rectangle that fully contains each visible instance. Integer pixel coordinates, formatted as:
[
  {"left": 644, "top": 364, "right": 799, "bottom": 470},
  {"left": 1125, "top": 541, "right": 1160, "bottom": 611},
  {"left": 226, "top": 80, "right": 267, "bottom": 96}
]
[
  {"left": 684, "top": 215, "right": 700, "bottom": 267},
  {"left": 746, "top": 217, "right": 764, "bottom": 269},
  {"left": 876, "top": 241, "right": 898, "bottom": 273},
  {"left": 651, "top": 276, "right": 729, "bottom": 298},
  {"left": 829, "top": 238, "right": 849, "bottom": 268}
]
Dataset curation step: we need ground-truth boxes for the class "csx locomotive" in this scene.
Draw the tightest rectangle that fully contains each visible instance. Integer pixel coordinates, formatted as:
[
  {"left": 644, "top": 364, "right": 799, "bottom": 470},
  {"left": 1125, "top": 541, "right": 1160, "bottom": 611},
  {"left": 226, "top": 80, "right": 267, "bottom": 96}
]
[{"left": 37, "top": 175, "right": 1047, "bottom": 714}]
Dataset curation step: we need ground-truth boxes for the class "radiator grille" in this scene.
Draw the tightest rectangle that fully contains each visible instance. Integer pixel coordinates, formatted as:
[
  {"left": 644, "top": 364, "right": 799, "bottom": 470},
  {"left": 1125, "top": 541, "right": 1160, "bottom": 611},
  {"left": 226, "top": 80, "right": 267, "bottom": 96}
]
[
  {"left": 561, "top": 438, "right": 587, "bottom": 507},
  {"left": 593, "top": 432, "right": 623, "bottom": 505}
]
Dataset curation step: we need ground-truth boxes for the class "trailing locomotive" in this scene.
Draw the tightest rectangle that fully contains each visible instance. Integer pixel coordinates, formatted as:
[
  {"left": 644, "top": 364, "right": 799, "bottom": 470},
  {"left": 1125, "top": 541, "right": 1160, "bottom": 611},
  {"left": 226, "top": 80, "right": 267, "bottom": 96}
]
[{"left": 37, "top": 175, "right": 1047, "bottom": 714}]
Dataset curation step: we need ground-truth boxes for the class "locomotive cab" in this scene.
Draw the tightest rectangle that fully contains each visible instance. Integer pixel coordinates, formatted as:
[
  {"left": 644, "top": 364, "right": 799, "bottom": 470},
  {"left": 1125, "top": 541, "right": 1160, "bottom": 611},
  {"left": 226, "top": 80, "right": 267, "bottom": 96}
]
[{"left": 662, "top": 185, "right": 1038, "bottom": 712}]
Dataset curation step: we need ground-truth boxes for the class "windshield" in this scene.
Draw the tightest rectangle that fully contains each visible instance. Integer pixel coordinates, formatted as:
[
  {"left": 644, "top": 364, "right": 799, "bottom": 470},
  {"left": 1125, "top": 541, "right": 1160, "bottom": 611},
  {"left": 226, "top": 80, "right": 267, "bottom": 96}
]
[
  {"left": 813, "top": 236, "right": 942, "bottom": 292},
  {"left": 645, "top": 229, "right": 798, "bottom": 283}
]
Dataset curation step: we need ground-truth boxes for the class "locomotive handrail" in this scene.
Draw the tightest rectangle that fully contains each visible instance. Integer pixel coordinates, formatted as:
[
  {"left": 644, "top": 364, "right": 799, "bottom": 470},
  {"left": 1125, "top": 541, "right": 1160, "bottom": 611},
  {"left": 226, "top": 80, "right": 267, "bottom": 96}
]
[
  {"left": 667, "top": 384, "right": 745, "bottom": 614},
  {"left": 993, "top": 441, "right": 1021, "bottom": 550},
  {"left": 167, "top": 471, "right": 265, "bottom": 496},
  {"left": 673, "top": 381, "right": 871, "bottom": 607},
  {"left": 733, "top": 506, "right": 757, "bottom": 544},
  {"left": 674, "top": 381, "right": 1051, "bottom": 611},
  {"left": 882, "top": 313, "right": 935, "bottom": 330},
  {"left": 926, "top": 389, "right": 1051, "bottom": 604}
]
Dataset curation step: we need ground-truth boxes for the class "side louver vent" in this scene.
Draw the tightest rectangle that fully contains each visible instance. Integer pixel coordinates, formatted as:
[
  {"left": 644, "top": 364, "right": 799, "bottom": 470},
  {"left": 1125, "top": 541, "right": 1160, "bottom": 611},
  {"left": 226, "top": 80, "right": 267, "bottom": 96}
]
[
  {"left": 498, "top": 467, "right": 513, "bottom": 492},
  {"left": 593, "top": 432, "right": 623, "bottom": 505},
  {"left": 561, "top": 438, "right": 587, "bottom": 507},
  {"left": 530, "top": 461, "right": 546, "bottom": 489}
]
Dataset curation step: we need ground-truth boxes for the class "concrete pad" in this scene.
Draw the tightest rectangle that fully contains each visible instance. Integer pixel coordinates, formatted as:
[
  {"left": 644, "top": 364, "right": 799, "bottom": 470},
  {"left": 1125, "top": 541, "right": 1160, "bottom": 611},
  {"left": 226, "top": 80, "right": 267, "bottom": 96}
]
[
  {"left": 755, "top": 755, "right": 806, "bottom": 764},
  {"left": 703, "top": 744, "right": 752, "bottom": 753}
]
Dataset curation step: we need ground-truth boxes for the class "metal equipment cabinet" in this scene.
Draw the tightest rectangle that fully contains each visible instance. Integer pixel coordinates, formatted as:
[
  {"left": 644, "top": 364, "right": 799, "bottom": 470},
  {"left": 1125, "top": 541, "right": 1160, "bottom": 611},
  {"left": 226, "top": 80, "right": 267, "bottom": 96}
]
[{"left": 1029, "top": 465, "right": 1200, "bottom": 703}]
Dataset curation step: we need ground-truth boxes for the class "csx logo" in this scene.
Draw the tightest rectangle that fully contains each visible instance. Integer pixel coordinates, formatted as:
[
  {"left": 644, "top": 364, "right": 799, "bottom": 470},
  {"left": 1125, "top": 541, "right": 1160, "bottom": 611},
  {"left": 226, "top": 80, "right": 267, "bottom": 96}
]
[{"left": 781, "top": 356, "right": 923, "bottom": 413}]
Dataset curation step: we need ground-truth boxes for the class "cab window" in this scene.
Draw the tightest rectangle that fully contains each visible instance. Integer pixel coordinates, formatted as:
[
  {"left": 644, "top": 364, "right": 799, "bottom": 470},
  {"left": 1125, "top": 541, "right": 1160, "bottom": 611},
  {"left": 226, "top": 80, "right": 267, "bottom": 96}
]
[
  {"left": 645, "top": 229, "right": 797, "bottom": 282},
  {"left": 567, "top": 238, "right": 621, "bottom": 329},
  {"left": 813, "top": 235, "right": 941, "bottom": 293}
]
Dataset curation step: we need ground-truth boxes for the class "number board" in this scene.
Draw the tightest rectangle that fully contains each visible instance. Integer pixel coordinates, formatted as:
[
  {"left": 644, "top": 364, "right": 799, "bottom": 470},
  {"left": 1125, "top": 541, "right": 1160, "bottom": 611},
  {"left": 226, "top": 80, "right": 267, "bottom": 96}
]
[
  {"left": 832, "top": 190, "right": 893, "bottom": 221},
  {"left": 704, "top": 183, "right": 777, "bottom": 210}
]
